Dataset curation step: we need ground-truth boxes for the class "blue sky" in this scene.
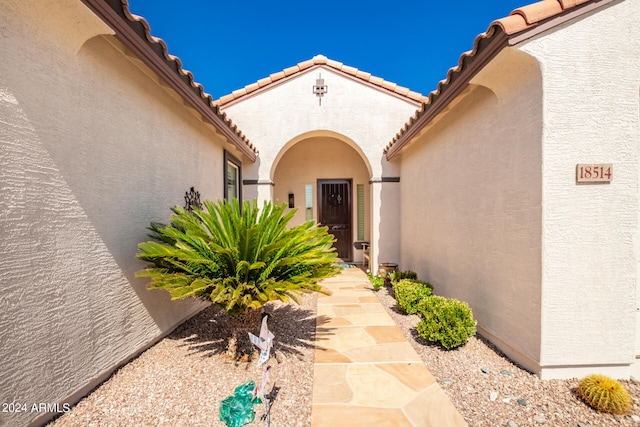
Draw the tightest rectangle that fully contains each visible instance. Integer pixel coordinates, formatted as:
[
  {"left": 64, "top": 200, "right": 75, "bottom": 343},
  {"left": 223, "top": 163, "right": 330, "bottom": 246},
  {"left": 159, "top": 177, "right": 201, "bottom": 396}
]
[{"left": 127, "top": 0, "right": 528, "bottom": 100}]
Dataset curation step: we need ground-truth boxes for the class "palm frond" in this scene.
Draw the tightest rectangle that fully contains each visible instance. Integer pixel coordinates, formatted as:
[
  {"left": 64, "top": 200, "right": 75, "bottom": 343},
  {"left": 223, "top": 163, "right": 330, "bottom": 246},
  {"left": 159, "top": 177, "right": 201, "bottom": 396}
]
[{"left": 136, "top": 198, "right": 339, "bottom": 315}]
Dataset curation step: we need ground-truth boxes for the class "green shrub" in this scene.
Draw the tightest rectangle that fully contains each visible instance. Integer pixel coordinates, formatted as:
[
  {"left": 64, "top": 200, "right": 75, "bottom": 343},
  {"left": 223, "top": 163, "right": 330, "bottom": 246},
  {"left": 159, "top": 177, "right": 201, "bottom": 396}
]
[
  {"left": 416, "top": 296, "right": 476, "bottom": 349},
  {"left": 393, "top": 279, "right": 433, "bottom": 314},
  {"left": 367, "top": 273, "right": 385, "bottom": 291},
  {"left": 390, "top": 270, "right": 418, "bottom": 284},
  {"left": 577, "top": 374, "right": 632, "bottom": 414}
]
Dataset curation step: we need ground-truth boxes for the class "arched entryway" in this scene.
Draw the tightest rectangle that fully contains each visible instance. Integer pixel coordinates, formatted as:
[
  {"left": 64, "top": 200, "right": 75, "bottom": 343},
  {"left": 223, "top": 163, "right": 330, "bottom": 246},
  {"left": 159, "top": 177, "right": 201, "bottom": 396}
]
[{"left": 271, "top": 132, "right": 371, "bottom": 263}]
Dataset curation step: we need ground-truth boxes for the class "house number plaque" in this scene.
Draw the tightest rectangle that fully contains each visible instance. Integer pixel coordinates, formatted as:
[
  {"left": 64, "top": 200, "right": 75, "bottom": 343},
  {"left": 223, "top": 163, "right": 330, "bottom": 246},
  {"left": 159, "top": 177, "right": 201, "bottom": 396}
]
[{"left": 576, "top": 164, "right": 612, "bottom": 183}]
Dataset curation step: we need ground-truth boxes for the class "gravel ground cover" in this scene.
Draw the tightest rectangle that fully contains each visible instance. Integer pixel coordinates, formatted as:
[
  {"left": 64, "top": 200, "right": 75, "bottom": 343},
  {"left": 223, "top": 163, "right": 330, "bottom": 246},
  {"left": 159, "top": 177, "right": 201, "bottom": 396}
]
[
  {"left": 376, "top": 283, "right": 640, "bottom": 427},
  {"left": 48, "top": 280, "right": 640, "bottom": 427},
  {"left": 48, "top": 294, "right": 317, "bottom": 427}
]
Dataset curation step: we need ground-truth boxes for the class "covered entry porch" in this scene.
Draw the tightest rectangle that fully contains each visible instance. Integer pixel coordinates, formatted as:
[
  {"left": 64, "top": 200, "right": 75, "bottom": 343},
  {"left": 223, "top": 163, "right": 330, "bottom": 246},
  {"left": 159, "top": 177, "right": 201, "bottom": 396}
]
[{"left": 251, "top": 130, "right": 400, "bottom": 268}]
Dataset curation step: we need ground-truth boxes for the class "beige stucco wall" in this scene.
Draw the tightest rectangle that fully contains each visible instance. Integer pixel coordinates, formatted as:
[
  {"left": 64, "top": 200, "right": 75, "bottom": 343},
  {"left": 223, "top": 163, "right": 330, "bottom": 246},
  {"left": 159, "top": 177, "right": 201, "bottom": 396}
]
[
  {"left": 0, "top": 2, "right": 244, "bottom": 425},
  {"left": 399, "top": 0, "right": 640, "bottom": 379},
  {"left": 399, "top": 48, "right": 544, "bottom": 373},
  {"left": 272, "top": 136, "right": 370, "bottom": 262},
  {"left": 519, "top": 0, "right": 640, "bottom": 379},
  {"left": 223, "top": 67, "right": 419, "bottom": 267}
]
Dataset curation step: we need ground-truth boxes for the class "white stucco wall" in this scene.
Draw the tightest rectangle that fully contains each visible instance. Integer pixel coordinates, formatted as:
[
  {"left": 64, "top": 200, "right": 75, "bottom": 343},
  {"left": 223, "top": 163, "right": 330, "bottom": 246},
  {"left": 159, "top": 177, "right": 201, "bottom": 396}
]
[
  {"left": 223, "top": 67, "right": 419, "bottom": 267},
  {"left": 0, "top": 2, "right": 244, "bottom": 425},
  {"left": 519, "top": 0, "right": 640, "bottom": 379},
  {"left": 399, "top": 48, "right": 544, "bottom": 373},
  {"left": 399, "top": 0, "right": 640, "bottom": 379}
]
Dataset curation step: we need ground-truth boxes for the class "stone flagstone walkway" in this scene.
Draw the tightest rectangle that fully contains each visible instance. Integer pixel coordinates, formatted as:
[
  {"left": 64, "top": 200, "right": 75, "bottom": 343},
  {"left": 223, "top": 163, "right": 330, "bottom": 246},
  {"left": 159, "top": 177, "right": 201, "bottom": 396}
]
[{"left": 310, "top": 268, "right": 468, "bottom": 427}]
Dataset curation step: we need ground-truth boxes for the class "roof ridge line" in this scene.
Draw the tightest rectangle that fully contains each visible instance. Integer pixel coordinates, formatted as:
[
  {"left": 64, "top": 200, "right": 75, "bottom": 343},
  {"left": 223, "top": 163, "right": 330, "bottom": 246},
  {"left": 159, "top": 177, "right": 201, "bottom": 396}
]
[{"left": 214, "top": 54, "right": 428, "bottom": 106}]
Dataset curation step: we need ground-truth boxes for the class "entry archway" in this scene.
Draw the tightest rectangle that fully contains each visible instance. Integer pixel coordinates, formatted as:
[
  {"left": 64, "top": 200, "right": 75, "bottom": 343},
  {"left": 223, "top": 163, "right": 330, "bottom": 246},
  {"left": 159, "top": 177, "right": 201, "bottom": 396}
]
[{"left": 272, "top": 132, "right": 371, "bottom": 263}]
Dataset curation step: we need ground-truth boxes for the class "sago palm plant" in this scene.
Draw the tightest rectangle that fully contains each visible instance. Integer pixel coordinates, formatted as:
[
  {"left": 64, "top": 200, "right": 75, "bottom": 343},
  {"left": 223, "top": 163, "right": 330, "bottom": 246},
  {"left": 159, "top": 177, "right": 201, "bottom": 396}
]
[{"left": 136, "top": 198, "right": 340, "bottom": 358}]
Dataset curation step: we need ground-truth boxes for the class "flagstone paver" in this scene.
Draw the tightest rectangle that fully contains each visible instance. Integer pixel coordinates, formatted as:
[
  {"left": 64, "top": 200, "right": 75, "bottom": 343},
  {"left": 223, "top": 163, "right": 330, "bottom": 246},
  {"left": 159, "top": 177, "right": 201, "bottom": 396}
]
[{"left": 311, "top": 268, "right": 468, "bottom": 427}]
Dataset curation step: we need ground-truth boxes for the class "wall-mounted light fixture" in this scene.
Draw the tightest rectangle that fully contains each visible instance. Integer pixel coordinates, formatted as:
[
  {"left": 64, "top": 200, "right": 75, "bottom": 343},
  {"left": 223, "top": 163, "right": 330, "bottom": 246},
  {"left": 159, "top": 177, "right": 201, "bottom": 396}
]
[
  {"left": 288, "top": 192, "right": 295, "bottom": 208},
  {"left": 312, "top": 73, "right": 328, "bottom": 105}
]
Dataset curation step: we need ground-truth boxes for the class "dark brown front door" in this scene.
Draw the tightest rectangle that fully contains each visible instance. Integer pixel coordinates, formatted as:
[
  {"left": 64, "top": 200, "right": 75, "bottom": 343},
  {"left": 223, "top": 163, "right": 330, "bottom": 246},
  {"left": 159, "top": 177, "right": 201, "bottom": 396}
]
[{"left": 318, "top": 179, "right": 352, "bottom": 261}]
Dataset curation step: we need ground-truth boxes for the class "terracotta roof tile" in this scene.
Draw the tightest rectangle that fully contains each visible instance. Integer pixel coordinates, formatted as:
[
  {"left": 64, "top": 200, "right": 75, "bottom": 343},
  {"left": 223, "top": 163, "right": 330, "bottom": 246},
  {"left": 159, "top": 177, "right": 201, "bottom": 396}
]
[
  {"left": 369, "top": 75, "right": 385, "bottom": 86},
  {"left": 245, "top": 82, "right": 260, "bottom": 92},
  {"left": 385, "top": 0, "right": 608, "bottom": 158},
  {"left": 269, "top": 71, "right": 286, "bottom": 81},
  {"left": 406, "top": 91, "right": 425, "bottom": 102},
  {"left": 381, "top": 81, "right": 397, "bottom": 91},
  {"left": 218, "top": 94, "right": 236, "bottom": 105},
  {"left": 558, "top": 0, "right": 578, "bottom": 7},
  {"left": 257, "top": 77, "right": 272, "bottom": 87},
  {"left": 215, "top": 54, "right": 428, "bottom": 106},
  {"left": 514, "top": 0, "right": 563, "bottom": 24},
  {"left": 283, "top": 65, "right": 299, "bottom": 76},
  {"left": 115, "top": 0, "right": 257, "bottom": 158},
  {"left": 341, "top": 65, "right": 358, "bottom": 76},
  {"left": 326, "top": 59, "right": 344, "bottom": 69},
  {"left": 298, "top": 59, "right": 315, "bottom": 70},
  {"left": 395, "top": 86, "right": 411, "bottom": 96},
  {"left": 492, "top": 14, "right": 532, "bottom": 34}
]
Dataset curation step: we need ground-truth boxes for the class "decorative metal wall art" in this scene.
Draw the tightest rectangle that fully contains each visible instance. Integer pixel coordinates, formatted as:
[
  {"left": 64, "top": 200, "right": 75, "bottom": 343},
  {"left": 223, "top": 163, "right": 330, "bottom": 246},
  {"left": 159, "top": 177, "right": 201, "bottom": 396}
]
[
  {"left": 329, "top": 193, "right": 342, "bottom": 206},
  {"left": 184, "top": 187, "right": 202, "bottom": 212}
]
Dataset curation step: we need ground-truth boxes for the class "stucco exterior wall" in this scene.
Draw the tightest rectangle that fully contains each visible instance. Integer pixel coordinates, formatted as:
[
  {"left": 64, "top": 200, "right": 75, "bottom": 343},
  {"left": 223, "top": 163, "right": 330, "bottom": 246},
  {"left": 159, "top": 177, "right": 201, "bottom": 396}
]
[
  {"left": 519, "top": 0, "right": 640, "bottom": 379},
  {"left": 272, "top": 136, "right": 370, "bottom": 262},
  {"left": 0, "top": 2, "right": 241, "bottom": 425},
  {"left": 399, "top": 48, "right": 544, "bottom": 373},
  {"left": 399, "top": 0, "right": 640, "bottom": 379},
  {"left": 223, "top": 67, "right": 419, "bottom": 266}
]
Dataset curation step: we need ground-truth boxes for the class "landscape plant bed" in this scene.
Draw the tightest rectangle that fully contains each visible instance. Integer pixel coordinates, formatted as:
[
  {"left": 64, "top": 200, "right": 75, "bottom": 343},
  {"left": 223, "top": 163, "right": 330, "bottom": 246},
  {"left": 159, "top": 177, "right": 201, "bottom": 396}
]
[
  {"left": 49, "top": 282, "right": 640, "bottom": 427},
  {"left": 48, "top": 294, "right": 317, "bottom": 427},
  {"left": 375, "top": 284, "right": 640, "bottom": 427}
]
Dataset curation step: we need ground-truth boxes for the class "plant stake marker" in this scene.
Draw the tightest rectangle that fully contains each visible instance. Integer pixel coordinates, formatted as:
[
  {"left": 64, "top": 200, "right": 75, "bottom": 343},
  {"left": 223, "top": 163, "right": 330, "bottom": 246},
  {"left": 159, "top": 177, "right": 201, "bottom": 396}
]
[{"left": 249, "top": 315, "right": 275, "bottom": 425}]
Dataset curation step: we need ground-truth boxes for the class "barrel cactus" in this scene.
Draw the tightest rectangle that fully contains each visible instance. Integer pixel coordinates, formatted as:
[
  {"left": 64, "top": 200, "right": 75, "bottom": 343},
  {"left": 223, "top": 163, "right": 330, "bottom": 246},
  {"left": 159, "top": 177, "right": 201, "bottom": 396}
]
[{"left": 576, "top": 374, "right": 631, "bottom": 414}]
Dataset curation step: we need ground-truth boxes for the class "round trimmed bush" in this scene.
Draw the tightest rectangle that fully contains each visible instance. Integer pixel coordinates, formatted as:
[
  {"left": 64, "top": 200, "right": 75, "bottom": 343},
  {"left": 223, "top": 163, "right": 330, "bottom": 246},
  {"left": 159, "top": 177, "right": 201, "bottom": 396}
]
[
  {"left": 393, "top": 279, "right": 433, "bottom": 314},
  {"left": 577, "top": 374, "right": 631, "bottom": 414},
  {"left": 416, "top": 296, "right": 476, "bottom": 349},
  {"left": 390, "top": 270, "right": 418, "bottom": 285}
]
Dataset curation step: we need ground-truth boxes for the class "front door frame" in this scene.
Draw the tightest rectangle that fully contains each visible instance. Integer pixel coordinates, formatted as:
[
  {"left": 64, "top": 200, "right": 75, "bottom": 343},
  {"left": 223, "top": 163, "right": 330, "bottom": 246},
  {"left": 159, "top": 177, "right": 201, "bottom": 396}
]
[{"left": 317, "top": 178, "right": 352, "bottom": 262}]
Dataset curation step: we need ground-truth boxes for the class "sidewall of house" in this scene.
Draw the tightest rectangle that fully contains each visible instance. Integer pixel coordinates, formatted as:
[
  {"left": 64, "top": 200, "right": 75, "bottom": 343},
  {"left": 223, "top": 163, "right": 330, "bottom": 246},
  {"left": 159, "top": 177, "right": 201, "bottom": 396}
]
[
  {"left": 399, "top": 48, "right": 544, "bottom": 372},
  {"left": 0, "top": 2, "right": 241, "bottom": 425},
  {"left": 520, "top": 0, "right": 640, "bottom": 378}
]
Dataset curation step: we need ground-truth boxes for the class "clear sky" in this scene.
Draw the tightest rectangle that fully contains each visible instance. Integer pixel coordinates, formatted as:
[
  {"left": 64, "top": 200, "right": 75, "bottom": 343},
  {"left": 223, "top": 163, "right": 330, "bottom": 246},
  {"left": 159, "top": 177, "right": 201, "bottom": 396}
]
[{"left": 127, "top": 0, "right": 528, "bottom": 100}]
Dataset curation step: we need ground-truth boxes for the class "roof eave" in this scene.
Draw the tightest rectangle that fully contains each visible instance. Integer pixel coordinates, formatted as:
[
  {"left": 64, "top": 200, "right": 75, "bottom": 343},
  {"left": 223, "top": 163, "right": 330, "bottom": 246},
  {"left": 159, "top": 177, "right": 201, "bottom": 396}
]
[
  {"left": 385, "top": 0, "right": 620, "bottom": 161},
  {"left": 80, "top": 0, "right": 257, "bottom": 162},
  {"left": 385, "top": 29, "right": 509, "bottom": 160}
]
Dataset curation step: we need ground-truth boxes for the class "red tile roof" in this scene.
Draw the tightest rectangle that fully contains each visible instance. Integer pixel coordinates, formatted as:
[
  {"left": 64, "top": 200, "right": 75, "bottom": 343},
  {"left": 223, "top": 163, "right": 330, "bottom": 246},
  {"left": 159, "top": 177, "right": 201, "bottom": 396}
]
[
  {"left": 385, "top": 0, "right": 612, "bottom": 159},
  {"left": 214, "top": 55, "right": 429, "bottom": 106},
  {"left": 82, "top": 0, "right": 258, "bottom": 160}
]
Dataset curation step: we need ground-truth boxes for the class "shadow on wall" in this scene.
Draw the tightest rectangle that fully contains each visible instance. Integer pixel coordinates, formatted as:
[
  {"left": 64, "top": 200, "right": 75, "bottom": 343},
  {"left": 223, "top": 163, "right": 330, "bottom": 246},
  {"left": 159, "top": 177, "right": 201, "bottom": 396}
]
[{"left": 12, "top": 34, "right": 223, "bottom": 331}]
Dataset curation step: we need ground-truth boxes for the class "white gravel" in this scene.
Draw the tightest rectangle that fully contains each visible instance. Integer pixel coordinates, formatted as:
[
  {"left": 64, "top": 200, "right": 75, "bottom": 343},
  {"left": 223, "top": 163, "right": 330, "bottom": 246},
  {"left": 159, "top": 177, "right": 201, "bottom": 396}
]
[
  {"left": 47, "top": 294, "right": 317, "bottom": 427},
  {"left": 375, "top": 284, "right": 640, "bottom": 427},
  {"left": 48, "top": 282, "right": 640, "bottom": 427}
]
